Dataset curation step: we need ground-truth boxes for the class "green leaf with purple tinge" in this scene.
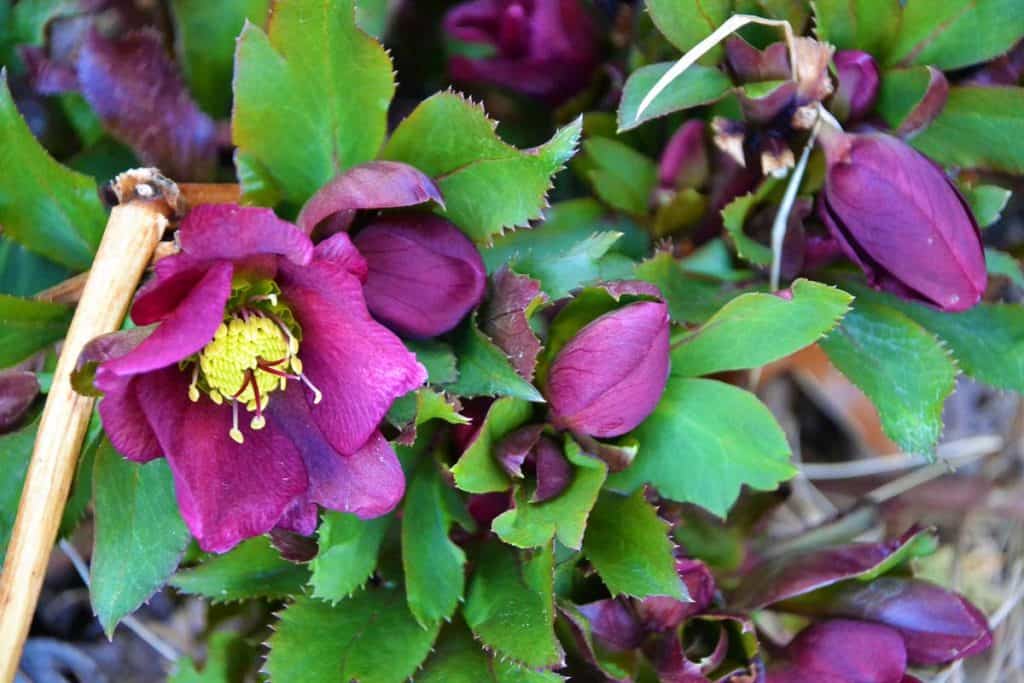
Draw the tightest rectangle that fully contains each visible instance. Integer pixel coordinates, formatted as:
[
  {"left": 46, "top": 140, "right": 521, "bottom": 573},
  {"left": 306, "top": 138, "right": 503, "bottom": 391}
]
[
  {"left": 812, "top": 0, "right": 901, "bottom": 55},
  {"left": 309, "top": 512, "right": 390, "bottom": 603},
  {"left": 171, "top": 536, "right": 308, "bottom": 603},
  {"left": 451, "top": 397, "right": 534, "bottom": 493},
  {"left": 233, "top": 0, "right": 395, "bottom": 206},
  {"left": 617, "top": 62, "right": 732, "bottom": 131}
]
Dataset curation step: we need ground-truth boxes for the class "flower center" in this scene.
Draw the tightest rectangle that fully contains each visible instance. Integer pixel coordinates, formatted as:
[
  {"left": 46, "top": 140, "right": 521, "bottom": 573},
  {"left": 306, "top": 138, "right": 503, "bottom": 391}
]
[{"left": 185, "top": 281, "right": 321, "bottom": 444}]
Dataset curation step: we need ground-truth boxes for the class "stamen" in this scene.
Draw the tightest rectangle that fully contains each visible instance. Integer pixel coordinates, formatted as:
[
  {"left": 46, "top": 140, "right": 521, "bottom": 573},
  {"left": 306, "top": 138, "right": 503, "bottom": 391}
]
[
  {"left": 249, "top": 372, "right": 266, "bottom": 430},
  {"left": 209, "top": 389, "right": 223, "bottom": 405},
  {"left": 188, "top": 365, "right": 200, "bottom": 402},
  {"left": 268, "top": 314, "right": 299, "bottom": 354},
  {"left": 229, "top": 400, "right": 244, "bottom": 444},
  {"left": 300, "top": 373, "right": 323, "bottom": 405},
  {"left": 290, "top": 357, "right": 303, "bottom": 374}
]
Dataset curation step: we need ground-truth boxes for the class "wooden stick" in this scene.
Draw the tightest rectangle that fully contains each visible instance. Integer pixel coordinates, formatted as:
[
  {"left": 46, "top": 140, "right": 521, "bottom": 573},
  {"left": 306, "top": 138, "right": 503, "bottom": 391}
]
[{"left": 0, "top": 169, "right": 179, "bottom": 683}]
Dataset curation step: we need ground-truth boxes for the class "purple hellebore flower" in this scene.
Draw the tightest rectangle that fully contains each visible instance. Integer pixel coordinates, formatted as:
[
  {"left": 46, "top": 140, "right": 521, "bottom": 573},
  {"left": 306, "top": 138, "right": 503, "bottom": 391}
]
[
  {"left": 831, "top": 50, "right": 880, "bottom": 123},
  {"left": 819, "top": 130, "right": 987, "bottom": 312},
  {"left": 444, "top": 0, "right": 602, "bottom": 105},
  {"left": 89, "top": 204, "right": 427, "bottom": 552},
  {"left": 546, "top": 283, "right": 670, "bottom": 438},
  {"left": 767, "top": 619, "right": 909, "bottom": 683}
]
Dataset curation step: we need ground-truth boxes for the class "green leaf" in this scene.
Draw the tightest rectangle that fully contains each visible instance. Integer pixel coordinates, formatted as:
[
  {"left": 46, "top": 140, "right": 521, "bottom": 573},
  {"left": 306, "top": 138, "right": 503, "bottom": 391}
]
[
  {"left": 492, "top": 436, "right": 607, "bottom": 550},
  {"left": 672, "top": 279, "right": 852, "bottom": 377},
  {"left": 406, "top": 339, "right": 458, "bottom": 384},
  {"left": 582, "top": 490, "right": 685, "bottom": 599},
  {"left": 309, "top": 511, "right": 390, "bottom": 602},
  {"left": 911, "top": 87, "right": 1024, "bottom": 174},
  {"left": 171, "top": 536, "right": 308, "bottom": 603},
  {"left": 356, "top": 0, "right": 391, "bottom": 37},
  {"left": 876, "top": 66, "right": 940, "bottom": 132},
  {"left": 446, "top": 316, "right": 544, "bottom": 402},
  {"left": 962, "top": 184, "right": 1012, "bottom": 228},
  {"left": 0, "top": 72, "right": 106, "bottom": 269},
  {"left": 171, "top": 0, "right": 270, "bottom": 118},
  {"left": 513, "top": 232, "right": 625, "bottom": 300},
  {"left": 0, "top": 294, "right": 72, "bottom": 367},
  {"left": 646, "top": 0, "right": 731, "bottom": 59},
  {"left": 986, "top": 249, "right": 1024, "bottom": 288},
  {"left": 812, "top": 0, "right": 901, "bottom": 54},
  {"left": 11, "top": 0, "right": 77, "bottom": 47},
  {"left": 618, "top": 62, "right": 732, "bottom": 132},
  {"left": 419, "top": 619, "right": 564, "bottom": 683},
  {"left": 609, "top": 378, "right": 795, "bottom": 517},
  {"left": 582, "top": 138, "right": 657, "bottom": 215},
  {"left": 170, "top": 630, "right": 250, "bottom": 683},
  {"left": 60, "top": 418, "right": 102, "bottom": 538},
  {"left": 402, "top": 462, "right": 466, "bottom": 627},
  {"left": 232, "top": 0, "right": 394, "bottom": 206},
  {"left": 634, "top": 251, "right": 736, "bottom": 325},
  {"left": 266, "top": 589, "right": 441, "bottom": 683},
  {"left": 451, "top": 397, "right": 534, "bottom": 493},
  {"left": 0, "top": 237, "right": 72, "bottom": 297},
  {"left": 91, "top": 440, "right": 190, "bottom": 636},
  {"left": 463, "top": 542, "right": 563, "bottom": 668},
  {"left": 0, "top": 417, "right": 37, "bottom": 565},
  {"left": 888, "top": 0, "right": 1024, "bottom": 70},
  {"left": 820, "top": 301, "right": 957, "bottom": 456},
  {"left": 720, "top": 178, "right": 778, "bottom": 266},
  {"left": 851, "top": 286, "right": 1024, "bottom": 393},
  {"left": 382, "top": 92, "right": 581, "bottom": 243}
]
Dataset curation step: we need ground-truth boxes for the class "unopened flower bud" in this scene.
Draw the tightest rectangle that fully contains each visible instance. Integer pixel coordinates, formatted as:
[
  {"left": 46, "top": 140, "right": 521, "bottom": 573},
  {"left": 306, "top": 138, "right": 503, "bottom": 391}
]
[
  {"left": 0, "top": 370, "right": 39, "bottom": 433},
  {"left": 831, "top": 50, "right": 880, "bottom": 122},
  {"left": 658, "top": 120, "right": 709, "bottom": 192}
]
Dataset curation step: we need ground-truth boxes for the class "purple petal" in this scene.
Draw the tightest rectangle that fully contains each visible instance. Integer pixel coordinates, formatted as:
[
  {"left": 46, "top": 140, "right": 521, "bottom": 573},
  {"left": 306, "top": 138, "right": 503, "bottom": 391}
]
[
  {"left": 19, "top": 45, "right": 78, "bottom": 95},
  {"left": 101, "top": 261, "right": 233, "bottom": 378},
  {"left": 0, "top": 370, "right": 39, "bottom": 433},
  {"left": 495, "top": 424, "right": 544, "bottom": 478},
  {"left": 355, "top": 214, "right": 487, "bottom": 338},
  {"left": 768, "top": 619, "right": 907, "bottom": 683},
  {"left": 137, "top": 367, "right": 308, "bottom": 552},
  {"left": 178, "top": 205, "right": 314, "bottom": 266},
  {"left": 279, "top": 258, "right": 426, "bottom": 455},
  {"left": 531, "top": 436, "right": 572, "bottom": 503},
  {"left": 658, "top": 120, "right": 709, "bottom": 191},
  {"left": 832, "top": 51, "right": 881, "bottom": 123},
  {"left": 296, "top": 161, "right": 444, "bottom": 235},
  {"left": 894, "top": 67, "right": 949, "bottom": 138},
  {"left": 132, "top": 256, "right": 215, "bottom": 326},
  {"left": 480, "top": 268, "right": 548, "bottom": 381},
  {"left": 95, "top": 370, "right": 162, "bottom": 463},
  {"left": 578, "top": 599, "right": 645, "bottom": 652},
  {"left": 314, "top": 232, "right": 368, "bottom": 282},
  {"left": 269, "top": 528, "right": 319, "bottom": 563},
  {"left": 725, "top": 37, "right": 791, "bottom": 83},
  {"left": 547, "top": 301, "right": 671, "bottom": 437},
  {"left": 76, "top": 30, "right": 217, "bottom": 180}
]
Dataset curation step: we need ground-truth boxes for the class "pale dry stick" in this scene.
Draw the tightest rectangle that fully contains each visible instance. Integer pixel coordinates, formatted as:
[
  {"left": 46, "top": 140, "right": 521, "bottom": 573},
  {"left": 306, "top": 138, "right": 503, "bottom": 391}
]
[
  {"left": 800, "top": 435, "right": 1005, "bottom": 480},
  {"left": 0, "top": 169, "right": 180, "bottom": 683},
  {"left": 634, "top": 14, "right": 797, "bottom": 122},
  {"left": 865, "top": 445, "right": 997, "bottom": 505}
]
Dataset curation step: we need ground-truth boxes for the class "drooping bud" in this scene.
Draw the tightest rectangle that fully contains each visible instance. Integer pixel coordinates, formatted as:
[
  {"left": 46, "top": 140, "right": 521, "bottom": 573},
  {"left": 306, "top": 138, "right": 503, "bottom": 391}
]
[
  {"left": 547, "top": 299, "right": 670, "bottom": 438},
  {"left": 831, "top": 50, "right": 880, "bottom": 123},
  {"left": 0, "top": 370, "right": 40, "bottom": 434},
  {"left": 354, "top": 214, "right": 487, "bottom": 338},
  {"left": 819, "top": 131, "right": 986, "bottom": 312},
  {"left": 767, "top": 619, "right": 908, "bottom": 683}
]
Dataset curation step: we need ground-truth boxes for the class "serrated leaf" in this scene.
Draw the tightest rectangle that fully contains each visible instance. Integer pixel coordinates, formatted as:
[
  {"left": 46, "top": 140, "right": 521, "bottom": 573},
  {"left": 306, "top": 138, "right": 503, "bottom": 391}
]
[
  {"left": 617, "top": 62, "right": 732, "bottom": 131},
  {"left": 646, "top": 0, "right": 731, "bottom": 60},
  {"left": 0, "top": 417, "right": 37, "bottom": 565},
  {"left": 812, "top": 0, "right": 901, "bottom": 54},
  {"left": 911, "top": 87, "right": 1024, "bottom": 174},
  {"left": 265, "top": 588, "right": 441, "bottom": 683},
  {"left": 232, "top": 0, "right": 394, "bottom": 205},
  {"left": 513, "top": 232, "right": 624, "bottom": 300},
  {"left": 382, "top": 92, "right": 581, "bottom": 242},
  {"left": 171, "top": 0, "right": 270, "bottom": 118},
  {"left": 583, "top": 489, "right": 685, "bottom": 599},
  {"left": 446, "top": 316, "right": 544, "bottom": 402},
  {"left": 721, "top": 177, "right": 778, "bottom": 266},
  {"left": 0, "top": 294, "right": 73, "bottom": 367},
  {"left": 634, "top": 251, "right": 739, "bottom": 325},
  {"left": 609, "top": 378, "right": 795, "bottom": 517},
  {"left": 451, "top": 397, "right": 534, "bottom": 493},
  {"left": 309, "top": 511, "right": 390, "bottom": 603},
  {"left": 492, "top": 436, "right": 607, "bottom": 550},
  {"left": 59, "top": 417, "right": 102, "bottom": 539},
  {"left": 463, "top": 542, "right": 563, "bottom": 668},
  {"left": 419, "top": 619, "right": 564, "bottom": 683},
  {"left": 582, "top": 138, "right": 657, "bottom": 215},
  {"left": 406, "top": 338, "right": 458, "bottom": 385},
  {"left": 888, "top": 0, "right": 1024, "bottom": 71},
  {"left": 672, "top": 279, "right": 852, "bottom": 377},
  {"left": 402, "top": 461, "right": 466, "bottom": 627},
  {"left": 170, "top": 630, "right": 251, "bottom": 682},
  {"left": 91, "top": 440, "right": 190, "bottom": 636},
  {"left": 0, "top": 72, "right": 106, "bottom": 269},
  {"left": 171, "top": 536, "right": 307, "bottom": 603},
  {"left": 820, "top": 301, "right": 957, "bottom": 457},
  {"left": 962, "top": 184, "right": 1012, "bottom": 228}
]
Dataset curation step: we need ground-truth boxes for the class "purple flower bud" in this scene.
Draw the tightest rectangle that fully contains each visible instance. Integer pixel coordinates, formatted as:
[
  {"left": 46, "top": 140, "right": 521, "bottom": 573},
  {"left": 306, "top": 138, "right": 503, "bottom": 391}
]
[
  {"left": 658, "top": 120, "right": 709, "bottom": 192},
  {"left": 832, "top": 50, "right": 880, "bottom": 123},
  {"left": 495, "top": 426, "right": 574, "bottom": 502},
  {"left": 578, "top": 598, "right": 645, "bottom": 652},
  {"left": 0, "top": 370, "right": 39, "bottom": 434},
  {"left": 768, "top": 619, "right": 908, "bottom": 683},
  {"left": 547, "top": 299, "right": 670, "bottom": 437},
  {"left": 353, "top": 214, "right": 487, "bottom": 338},
  {"left": 819, "top": 131, "right": 986, "bottom": 312},
  {"left": 444, "top": 0, "right": 602, "bottom": 105},
  {"left": 637, "top": 559, "right": 716, "bottom": 631}
]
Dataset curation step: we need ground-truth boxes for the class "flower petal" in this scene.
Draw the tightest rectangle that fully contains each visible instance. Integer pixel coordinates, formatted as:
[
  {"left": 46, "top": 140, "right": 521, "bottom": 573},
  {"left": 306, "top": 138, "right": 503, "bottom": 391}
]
[
  {"left": 102, "top": 261, "right": 233, "bottom": 377},
  {"left": 314, "top": 232, "right": 368, "bottom": 282},
  {"left": 132, "top": 255, "right": 213, "bottom": 326},
  {"left": 279, "top": 258, "right": 427, "bottom": 454},
  {"left": 138, "top": 367, "right": 309, "bottom": 553},
  {"left": 355, "top": 213, "right": 487, "bottom": 338},
  {"left": 178, "top": 204, "right": 313, "bottom": 266},
  {"left": 95, "top": 373, "right": 162, "bottom": 463},
  {"left": 297, "top": 161, "right": 444, "bottom": 235}
]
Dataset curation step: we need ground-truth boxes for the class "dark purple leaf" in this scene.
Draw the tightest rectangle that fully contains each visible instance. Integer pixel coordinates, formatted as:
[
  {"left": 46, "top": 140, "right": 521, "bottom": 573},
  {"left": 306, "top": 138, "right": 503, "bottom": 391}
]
[
  {"left": 480, "top": 268, "right": 548, "bottom": 381},
  {"left": 495, "top": 424, "right": 544, "bottom": 478},
  {"left": 531, "top": 435, "right": 572, "bottom": 503},
  {"left": 832, "top": 51, "right": 880, "bottom": 123},
  {"left": 767, "top": 619, "right": 907, "bottom": 683},
  {"left": 0, "top": 370, "right": 39, "bottom": 433}
]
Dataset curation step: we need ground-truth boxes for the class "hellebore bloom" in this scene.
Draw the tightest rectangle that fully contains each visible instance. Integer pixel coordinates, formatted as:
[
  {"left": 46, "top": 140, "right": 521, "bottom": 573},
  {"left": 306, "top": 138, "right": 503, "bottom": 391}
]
[
  {"left": 767, "top": 619, "right": 909, "bottom": 683},
  {"left": 89, "top": 204, "right": 427, "bottom": 552},
  {"left": 444, "top": 0, "right": 602, "bottom": 105},
  {"left": 819, "top": 130, "right": 987, "bottom": 312},
  {"left": 546, "top": 283, "right": 670, "bottom": 438},
  {"left": 831, "top": 50, "right": 880, "bottom": 123}
]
